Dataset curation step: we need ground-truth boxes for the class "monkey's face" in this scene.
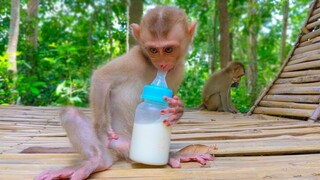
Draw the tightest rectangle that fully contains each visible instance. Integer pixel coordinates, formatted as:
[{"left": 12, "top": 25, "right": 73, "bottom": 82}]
[
  {"left": 231, "top": 66, "right": 245, "bottom": 87},
  {"left": 140, "top": 24, "right": 189, "bottom": 72}
]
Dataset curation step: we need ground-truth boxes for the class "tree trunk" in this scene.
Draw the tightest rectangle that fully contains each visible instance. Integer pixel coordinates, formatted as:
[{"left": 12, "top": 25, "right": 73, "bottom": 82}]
[
  {"left": 7, "top": 0, "right": 20, "bottom": 73},
  {"left": 280, "top": 0, "right": 289, "bottom": 63},
  {"left": 88, "top": 3, "right": 97, "bottom": 71},
  {"left": 126, "top": 0, "right": 143, "bottom": 51},
  {"left": 106, "top": 2, "right": 113, "bottom": 60},
  {"left": 248, "top": 0, "right": 258, "bottom": 105},
  {"left": 218, "top": 0, "right": 231, "bottom": 68},
  {"left": 27, "top": 0, "right": 38, "bottom": 50},
  {"left": 26, "top": 0, "right": 39, "bottom": 74},
  {"left": 210, "top": 0, "right": 219, "bottom": 73}
]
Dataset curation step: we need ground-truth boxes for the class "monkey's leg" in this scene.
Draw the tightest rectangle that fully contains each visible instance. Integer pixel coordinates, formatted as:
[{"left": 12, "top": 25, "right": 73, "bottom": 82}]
[
  {"left": 21, "top": 146, "right": 75, "bottom": 153},
  {"left": 226, "top": 90, "right": 237, "bottom": 113},
  {"left": 35, "top": 107, "right": 113, "bottom": 180},
  {"left": 206, "top": 94, "right": 220, "bottom": 111},
  {"left": 219, "top": 92, "right": 230, "bottom": 112}
]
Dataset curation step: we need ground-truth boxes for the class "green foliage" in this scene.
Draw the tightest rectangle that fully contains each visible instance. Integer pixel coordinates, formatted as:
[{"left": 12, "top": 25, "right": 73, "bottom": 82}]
[
  {"left": 0, "top": 0, "right": 310, "bottom": 112},
  {"left": 0, "top": 53, "right": 13, "bottom": 104}
]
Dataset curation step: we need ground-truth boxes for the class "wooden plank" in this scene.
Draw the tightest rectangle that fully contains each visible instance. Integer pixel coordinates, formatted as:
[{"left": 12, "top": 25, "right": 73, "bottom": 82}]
[
  {"left": 263, "top": 94, "right": 320, "bottom": 103},
  {"left": 269, "top": 86, "right": 320, "bottom": 95},
  {"left": 253, "top": 107, "right": 313, "bottom": 118},
  {"left": 299, "top": 36, "right": 320, "bottom": 47},
  {"left": 306, "top": 19, "right": 320, "bottom": 30},
  {"left": 275, "top": 74, "right": 320, "bottom": 84},
  {"left": 3, "top": 106, "right": 320, "bottom": 179},
  {"left": 288, "top": 53, "right": 320, "bottom": 65},
  {"left": 311, "top": 6, "right": 320, "bottom": 16},
  {"left": 308, "top": 10, "right": 320, "bottom": 22},
  {"left": 1, "top": 154, "right": 320, "bottom": 179},
  {"left": 280, "top": 70, "right": 320, "bottom": 78},
  {"left": 283, "top": 60, "right": 320, "bottom": 72},
  {"left": 293, "top": 43, "right": 320, "bottom": 55},
  {"left": 300, "top": 29, "right": 320, "bottom": 42},
  {"left": 290, "top": 48, "right": 320, "bottom": 61},
  {"left": 259, "top": 100, "right": 317, "bottom": 110}
]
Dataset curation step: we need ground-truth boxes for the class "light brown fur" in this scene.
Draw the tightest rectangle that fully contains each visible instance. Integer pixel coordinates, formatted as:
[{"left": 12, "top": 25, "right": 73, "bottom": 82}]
[
  {"left": 33, "top": 6, "right": 198, "bottom": 180},
  {"left": 201, "top": 61, "right": 245, "bottom": 113}
]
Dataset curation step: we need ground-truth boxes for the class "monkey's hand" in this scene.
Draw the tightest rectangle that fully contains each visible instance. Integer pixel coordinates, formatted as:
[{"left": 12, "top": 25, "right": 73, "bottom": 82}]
[
  {"left": 230, "top": 109, "right": 238, "bottom": 114},
  {"left": 168, "top": 144, "right": 215, "bottom": 168},
  {"left": 161, "top": 95, "right": 184, "bottom": 126}
]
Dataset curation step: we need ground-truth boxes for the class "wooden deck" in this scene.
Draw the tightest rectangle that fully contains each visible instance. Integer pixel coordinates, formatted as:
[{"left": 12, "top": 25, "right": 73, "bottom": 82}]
[{"left": 1, "top": 106, "right": 320, "bottom": 179}]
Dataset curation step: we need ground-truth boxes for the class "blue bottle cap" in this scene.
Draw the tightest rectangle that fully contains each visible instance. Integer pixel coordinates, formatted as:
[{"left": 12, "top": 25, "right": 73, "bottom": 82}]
[{"left": 141, "top": 85, "right": 173, "bottom": 103}]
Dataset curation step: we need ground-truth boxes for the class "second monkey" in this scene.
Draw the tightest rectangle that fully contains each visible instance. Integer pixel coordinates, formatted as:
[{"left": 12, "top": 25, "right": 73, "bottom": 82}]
[{"left": 201, "top": 61, "right": 245, "bottom": 113}]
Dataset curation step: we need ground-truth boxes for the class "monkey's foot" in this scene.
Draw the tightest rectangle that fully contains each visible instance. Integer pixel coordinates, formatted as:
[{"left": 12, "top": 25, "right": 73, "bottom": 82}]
[
  {"left": 34, "top": 168, "right": 76, "bottom": 180},
  {"left": 108, "top": 129, "right": 119, "bottom": 140},
  {"left": 168, "top": 153, "right": 214, "bottom": 168},
  {"left": 35, "top": 160, "right": 111, "bottom": 180}
]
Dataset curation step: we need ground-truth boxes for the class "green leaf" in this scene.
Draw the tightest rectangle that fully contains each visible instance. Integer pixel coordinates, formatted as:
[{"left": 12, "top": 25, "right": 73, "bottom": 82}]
[
  {"left": 56, "top": 81, "right": 66, "bottom": 95},
  {"left": 30, "top": 87, "right": 40, "bottom": 95}
]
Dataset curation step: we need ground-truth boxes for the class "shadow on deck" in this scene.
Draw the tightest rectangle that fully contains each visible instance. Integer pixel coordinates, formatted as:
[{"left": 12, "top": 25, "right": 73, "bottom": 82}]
[{"left": 1, "top": 105, "right": 320, "bottom": 179}]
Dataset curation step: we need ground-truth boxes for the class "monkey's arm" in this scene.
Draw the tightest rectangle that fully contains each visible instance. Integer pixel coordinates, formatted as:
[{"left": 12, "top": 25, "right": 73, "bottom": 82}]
[{"left": 90, "top": 75, "right": 117, "bottom": 141}]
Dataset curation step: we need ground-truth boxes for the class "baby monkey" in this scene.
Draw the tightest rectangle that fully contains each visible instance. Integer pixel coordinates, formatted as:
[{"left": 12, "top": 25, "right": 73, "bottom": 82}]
[
  {"left": 201, "top": 61, "right": 245, "bottom": 113},
  {"left": 30, "top": 6, "right": 214, "bottom": 180}
]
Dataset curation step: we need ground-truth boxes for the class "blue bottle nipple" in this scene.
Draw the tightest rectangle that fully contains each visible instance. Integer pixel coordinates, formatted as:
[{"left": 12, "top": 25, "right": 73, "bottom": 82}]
[{"left": 141, "top": 71, "right": 173, "bottom": 103}]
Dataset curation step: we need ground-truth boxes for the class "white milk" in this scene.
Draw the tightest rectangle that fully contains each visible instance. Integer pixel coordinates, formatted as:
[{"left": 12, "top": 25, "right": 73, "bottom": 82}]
[{"left": 129, "top": 121, "right": 172, "bottom": 165}]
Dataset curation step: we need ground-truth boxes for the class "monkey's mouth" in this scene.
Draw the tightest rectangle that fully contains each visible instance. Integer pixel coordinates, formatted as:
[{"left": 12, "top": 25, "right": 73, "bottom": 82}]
[
  {"left": 157, "top": 65, "right": 175, "bottom": 72},
  {"left": 231, "top": 82, "right": 239, "bottom": 88}
]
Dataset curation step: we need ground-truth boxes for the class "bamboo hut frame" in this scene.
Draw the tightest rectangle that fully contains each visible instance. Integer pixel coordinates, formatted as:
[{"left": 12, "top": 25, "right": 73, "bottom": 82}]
[{"left": 249, "top": 0, "right": 320, "bottom": 120}]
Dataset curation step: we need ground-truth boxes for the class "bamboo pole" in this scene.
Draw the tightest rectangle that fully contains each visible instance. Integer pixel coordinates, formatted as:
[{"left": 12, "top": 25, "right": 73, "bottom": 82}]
[
  {"left": 308, "top": 10, "right": 320, "bottom": 22},
  {"left": 301, "top": 29, "right": 320, "bottom": 42},
  {"left": 280, "top": 70, "right": 320, "bottom": 78},
  {"left": 291, "top": 48, "right": 320, "bottom": 61},
  {"left": 268, "top": 86, "right": 320, "bottom": 95},
  {"left": 273, "top": 82, "right": 320, "bottom": 88},
  {"left": 283, "top": 60, "right": 320, "bottom": 72},
  {"left": 288, "top": 54, "right": 320, "bottom": 65},
  {"left": 294, "top": 41, "right": 320, "bottom": 54},
  {"left": 253, "top": 107, "right": 313, "bottom": 118},
  {"left": 311, "top": 6, "right": 320, "bottom": 15},
  {"left": 299, "top": 36, "right": 320, "bottom": 47},
  {"left": 263, "top": 95, "right": 320, "bottom": 103},
  {"left": 308, "top": 104, "right": 320, "bottom": 122},
  {"left": 275, "top": 74, "right": 320, "bottom": 84},
  {"left": 247, "top": 0, "right": 318, "bottom": 115},
  {"left": 307, "top": 20, "right": 320, "bottom": 30},
  {"left": 259, "top": 100, "right": 317, "bottom": 110}
]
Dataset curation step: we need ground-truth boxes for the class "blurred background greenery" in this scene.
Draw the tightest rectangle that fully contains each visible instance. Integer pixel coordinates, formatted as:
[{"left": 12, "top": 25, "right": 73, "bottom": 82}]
[{"left": 0, "top": 0, "right": 311, "bottom": 112}]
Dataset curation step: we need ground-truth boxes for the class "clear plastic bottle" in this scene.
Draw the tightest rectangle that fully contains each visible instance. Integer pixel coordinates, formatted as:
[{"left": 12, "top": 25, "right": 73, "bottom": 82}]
[{"left": 129, "top": 71, "right": 173, "bottom": 165}]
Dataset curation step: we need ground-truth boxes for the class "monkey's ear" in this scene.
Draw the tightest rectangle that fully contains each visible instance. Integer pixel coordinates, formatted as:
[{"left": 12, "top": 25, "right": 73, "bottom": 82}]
[
  {"left": 130, "top": 23, "right": 140, "bottom": 40},
  {"left": 188, "top": 22, "right": 198, "bottom": 37}
]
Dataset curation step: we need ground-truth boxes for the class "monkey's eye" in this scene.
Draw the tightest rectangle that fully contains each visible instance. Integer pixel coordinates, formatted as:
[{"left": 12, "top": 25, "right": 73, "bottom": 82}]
[
  {"left": 164, "top": 47, "right": 173, "bottom": 53},
  {"left": 149, "top": 47, "right": 158, "bottom": 54}
]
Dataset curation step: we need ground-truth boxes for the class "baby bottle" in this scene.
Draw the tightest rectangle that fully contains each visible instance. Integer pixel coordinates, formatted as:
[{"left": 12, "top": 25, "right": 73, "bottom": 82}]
[{"left": 129, "top": 71, "right": 173, "bottom": 165}]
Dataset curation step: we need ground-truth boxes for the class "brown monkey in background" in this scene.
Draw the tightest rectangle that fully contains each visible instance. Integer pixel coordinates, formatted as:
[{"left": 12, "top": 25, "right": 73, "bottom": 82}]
[
  {"left": 31, "top": 6, "right": 214, "bottom": 180},
  {"left": 201, "top": 61, "right": 245, "bottom": 113}
]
